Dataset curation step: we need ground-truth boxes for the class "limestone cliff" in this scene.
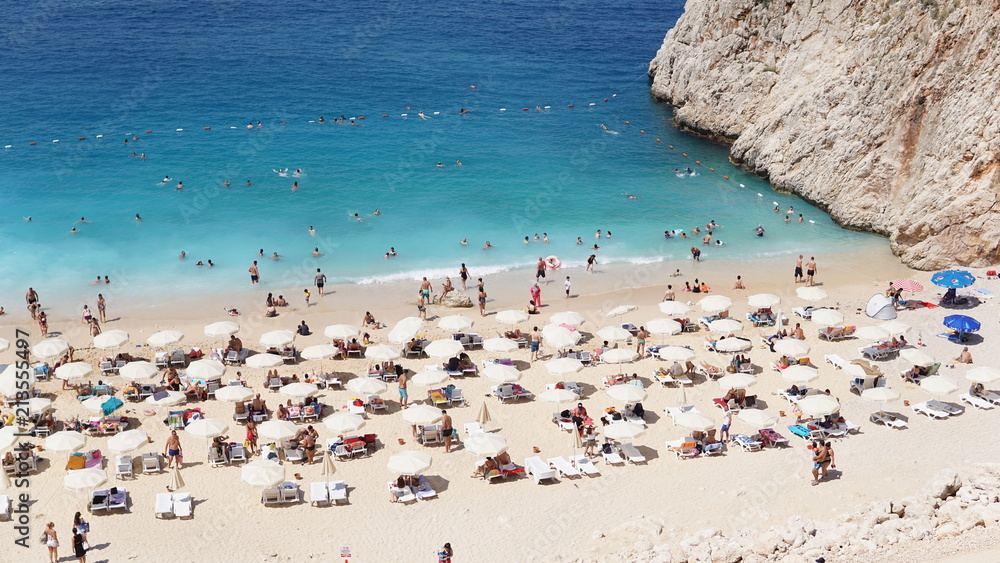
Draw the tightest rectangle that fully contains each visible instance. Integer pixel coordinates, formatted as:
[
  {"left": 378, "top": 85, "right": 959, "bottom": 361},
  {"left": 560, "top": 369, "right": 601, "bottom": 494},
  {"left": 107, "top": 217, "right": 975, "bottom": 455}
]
[{"left": 649, "top": 0, "right": 1000, "bottom": 269}]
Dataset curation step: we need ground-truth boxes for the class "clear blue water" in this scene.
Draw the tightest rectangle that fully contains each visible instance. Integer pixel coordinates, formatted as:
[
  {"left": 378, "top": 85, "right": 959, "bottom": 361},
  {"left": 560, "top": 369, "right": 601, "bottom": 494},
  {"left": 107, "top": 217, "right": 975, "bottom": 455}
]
[{"left": 0, "top": 0, "right": 886, "bottom": 305}]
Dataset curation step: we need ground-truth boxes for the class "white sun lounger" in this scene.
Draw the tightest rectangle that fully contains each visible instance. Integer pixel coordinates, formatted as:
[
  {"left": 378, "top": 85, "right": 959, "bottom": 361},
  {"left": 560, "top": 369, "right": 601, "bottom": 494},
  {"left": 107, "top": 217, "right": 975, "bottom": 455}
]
[
  {"left": 619, "top": 442, "right": 646, "bottom": 464},
  {"left": 981, "top": 391, "right": 1000, "bottom": 405},
  {"left": 664, "top": 405, "right": 698, "bottom": 424},
  {"left": 927, "top": 399, "right": 964, "bottom": 416},
  {"left": 548, "top": 456, "right": 581, "bottom": 478},
  {"left": 328, "top": 480, "right": 348, "bottom": 505},
  {"left": 173, "top": 492, "right": 192, "bottom": 518},
  {"left": 961, "top": 393, "right": 993, "bottom": 410},
  {"left": 730, "top": 434, "right": 762, "bottom": 452},
  {"left": 525, "top": 456, "right": 557, "bottom": 484},
  {"left": 389, "top": 481, "right": 417, "bottom": 504},
  {"left": 155, "top": 492, "right": 174, "bottom": 518},
  {"left": 310, "top": 482, "right": 330, "bottom": 506},
  {"left": 824, "top": 354, "right": 846, "bottom": 369},
  {"left": 600, "top": 447, "right": 625, "bottom": 466},
  {"left": 869, "top": 411, "right": 907, "bottom": 429},
  {"left": 572, "top": 455, "right": 601, "bottom": 476},
  {"left": 415, "top": 475, "right": 437, "bottom": 500},
  {"left": 912, "top": 401, "right": 950, "bottom": 419}
]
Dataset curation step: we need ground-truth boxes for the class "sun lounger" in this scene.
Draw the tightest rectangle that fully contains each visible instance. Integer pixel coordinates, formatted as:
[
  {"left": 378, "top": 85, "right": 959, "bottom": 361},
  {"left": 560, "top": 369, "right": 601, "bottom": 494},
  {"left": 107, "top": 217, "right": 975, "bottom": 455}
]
[
  {"left": 89, "top": 489, "right": 109, "bottom": 513},
  {"left": 115, "top": 455, "right": 133, "bottom": 479},
  {"left": 548, "top": 456, "right": 581, "bottom": 478},
  {"left": 389, "top": 481, "right": 417, "bottom": 503},
  {"left": 108, "top": 488, "right": 128, "bottom": 511},
  {"left": 792, "top": 307, "right": 814, "bottom": 319},
  {"left": 960, "top": 393, "right": 993, "bottom": 410},
  {"left": 328, "top": 480, "right": 348, "bottom": 504},
  {"left": 869, "top": 411, "right": 907, "bottom": 429},
  {"left": 912, "top": 401, "right": 950, "bottom": 419},
  {"left": 927, "top": 399, "right": 964, "bottom": 416},
  {"left": 664, "top": 405, "right": 698, "bottom": 423},
  {"left": 653, "top": 370, "right": 692, "bottom": 387},
  {"left": 572, "top": 455, "right": 601, "bottom": 476},
  {"left": 824, "top": 354, "right": 846, "bottom": 370},
  {"left": 600, "top": 446, "right": 626, "bottom": 465},
  {"left": 525, "top": 456, "right": 557, "bottom": 484},
  {"left": 980, "top": 390, "right": 1000, "bottom": 405},
  {"left": 666, "top": 439, "right": 699, "bottom": 459},
  {"left": 757, "top": 428, "right": 789, "bottom": 447},
  {"left": 155, "top": 493, "right": 174, "bottom": 518},
  {"left": 428, "top": 388, "right": 450, "bottom": 407},
  {"left": 173, "top": 492, "right": 192, "bottom": 518},
  {"left": 208, "top": 445, "right": 229, "bottom": 466},
  {"left": 619, "top": 442, "right": 647, "bottom": 464},
  {"left": 310, "top": 482, "right": 330, "bottom": 506},
  {"left": 731, "top": 433, "right": 762, "bottom": 452},
  {"left": 414, "top": 475, "right": 437, "bottom": 500},
  {"left": 694, "top": 363, "right": 724, "bottom": 380},
  {"left": 262, "top": 488, "right": 282, "bottom": 505},
  {"left": 279, "top": 482, "right": 299, "bottom": 503},
  {"left": 788, "top": 425, "right": 826, "bottom": 441}
]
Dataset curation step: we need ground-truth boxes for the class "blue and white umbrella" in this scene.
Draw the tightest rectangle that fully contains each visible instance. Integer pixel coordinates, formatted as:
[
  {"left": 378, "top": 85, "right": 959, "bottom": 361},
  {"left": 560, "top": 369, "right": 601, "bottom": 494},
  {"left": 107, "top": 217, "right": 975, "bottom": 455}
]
[{"left": 930, "top": 270, "right": 976, "bottom": 288}]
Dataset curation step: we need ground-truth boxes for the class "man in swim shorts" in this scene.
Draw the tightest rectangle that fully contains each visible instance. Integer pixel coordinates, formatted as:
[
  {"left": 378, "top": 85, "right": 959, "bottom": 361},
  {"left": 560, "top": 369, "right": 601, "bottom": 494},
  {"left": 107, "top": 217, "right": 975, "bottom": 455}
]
[
  {"left": 805, "top": 257, "right": 817, "bottom": 287},
  {"left": 164, "top": 431, "right": 183, "bottom": 469},
  {"left": 314, "top": 268, "right": 327, "bottom": 296},
  {"left": 249, "top": 261, "right": 260, "bottom": 284},
  {"left": 529, "top": 326, "right": 542, "bottom": 361},
  {"left": 397, "top": 371, "right": 409, "bottom": 408},
  {"left": 794, "top": 255, "right": 803, "bottom": 283},
  {"left": 536, "top": 257, "right": 547, "bottom": 284}
]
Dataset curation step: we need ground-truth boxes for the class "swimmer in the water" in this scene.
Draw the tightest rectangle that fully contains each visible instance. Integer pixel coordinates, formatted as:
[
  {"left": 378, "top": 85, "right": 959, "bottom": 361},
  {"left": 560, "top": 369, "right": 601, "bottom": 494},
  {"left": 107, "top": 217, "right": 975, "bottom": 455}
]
[
  {"left": 176, "top": 181, "right": 184, "bottom": 190},
  {"left": 386, "top": 247, "right": 397, "bottom": 257},
  {"left": 179, "top": 251, "right": 186, "bottom": 259},
  {"left": 543, "top": 233, "right": 549, "bottom": 243},
  {"left": 470, "top": 84, "right": 477, "bottom": 89},
  {"left": 624, "top": 193, "right": 639, "bottom": 199},
  {"left": 715, "top": 240, "right": 725, "bottom": 245},
  {"left": 664, "top": 230, "right": 671, "bottom": 238},
  {"left": 246, "top": 180, "right": 253, "bottom": 186},
  {"left": 576, "top": 237, "right": 582, "bottom": 245},
  {"left": 460, "top": 108, "right": 470, "bottom": 114},
  {"left": 197, "top": 260, "right": 204, "bottom": 266},
  {"left": 271, "top": 252, "right": 280, "bottom": 261},
  {"left": 353, "top": 213, "right": 363, "bottom": 222},
  {"left": 461, "top": 238, "right": 468, "bottom": 245},
  {"left": 318, "top": 116, "right": 325, "bottom": 124},
  {"left": 23, "top": 217, "right": 31, "bottom": 222},
  {"left": 294, "top": 169, "right": 302, "bottom": 175},
  {"left": 139, "top": 153, "right": 146, "bottom": 160},
  {"left": 418, "top": 111, "right": 428, "bottom": 119},
  {"left": 595, "top": 230, "right": 601, "bottom": 239},
  {"left": 455, "top": 159, "right": 462, "bottom": 166},
  {"left": 606, "top": 231, "right": 612, "bottom": 238},
  {"left": 208, "top": 260, "right": 215, "bottom": 267},
  {"left": 309, "top": 226, "right": 316, "bottom": 235},
  {"left": 256, "top": 121, "right": 262, "bottom": 129},
  {"left": 708, "top": 220, "right": 720, "bottom": 229},
  {"left": 524, "top": 236, "right": 529, "bottom": 244},
  {"left": 787, "top": 206, "right": 794, "bottom": 214},
  {"left": 773, "top": 205, "right": 780, "bottom": 212},
  {"left": 798, "top": 214, "right": 804, "bottom": 223},
  {"left": 312, "top": 247, "right": 323, "bottom": 256},
  {"left": 436, "top": 162, "right": 444, "bottom": 168},
  {"left": 372, "top": 209, "right": 381, "bottom": 216},
  {"left": 223, "top": 179, "right": 231, "bottom": 187},
  {"left": 533, "top": 233, "right": 540, "bottom": 240},
  {"left": 258, "top": 249, "right": 264, "bottom": 257},
  {"left": 291, "top": 182, "right": 299, "bottom": 191},
  {"left": 592, "top": 244, "right": 600, "bottom": 250},
  {"left": 69, "top": 227, "right": 79, "bottom": 234},
  {"left": 784, "top": 214, "right": 791, "bottom": 222},
  {"left": 76, "top": 217, "right": 91, "bottom": 224},
  {"left": 246, "top": 123, "right": 254, "bottom": 130},
  {"left": 483, "top": 241, "right": 492, "bottom": 249},
  {"left": 135, "top": 213, "right": 141, "bottom": 221}
]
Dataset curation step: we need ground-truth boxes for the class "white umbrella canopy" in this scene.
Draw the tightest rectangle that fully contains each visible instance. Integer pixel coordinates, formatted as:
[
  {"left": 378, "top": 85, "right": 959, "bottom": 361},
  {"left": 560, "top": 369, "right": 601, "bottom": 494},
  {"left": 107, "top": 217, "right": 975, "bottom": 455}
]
[
  {"left": 464, "top": 434, "right": 508, "bottom": 457},
  {"left": 674, "top": 411, "right": 716, "bottom": 432},
  {"left": 709, "top": 319, "right": 743, "bottom": 335},
  {"left": 0, "top": 426, "right": 19, "bottom": 450},
  {"left": 0, "top": 338, "right": 8, "bottom": 353},
  {"left": 796, "top": 286, "right": 829, "bottom": 301},
  {"left": 603, "top": 422, "right": 646, "bottom": 440},
  {"left": 401, "top": 405, "right": 443, "bottom": 426},
  {"left": 185, "top": 418, "right": 229, "bottom": 439},
  {"left": 323, "top": 413, "right": 367, "bottom": 434},
  {"left": 244, "top": 354, "right": 283, "bottom": 368},
  {"left": 257, "top": 420, "right": 298, "bottom": 441},
  {"left": 657, "top": 346, "right": 696, "bottom": 362},
  {"left": 279, "top": 382, "right": 319, "bottom": 398},
  {"left": 921, "top": 376, "right": 959, "bottom": 395},
  {"left": 861, "top": 387, "right": 901, "bottom": 402},
  {"left": 797, "top": 395, "right": 841, "bottom": 416},
  {"left": 811, "top": 309, "right": 845, "bottom": 327},
  {"left": 698, "top": 295, "right": 733, "bottom": 313},
  {"left": 966, "top": 367, "right": 1000, "bottom": 384},
  {"left": 606, "top": 385, "right": 647, "bottom": 403},
  {"left": 602, "top": 349, "right": 638, "bottom": 364},
  {"left": 81, "top": 395, "right": 118, "bottom": 413},
  {"left": 388, "top": 317, "right": 424, "bottom": 344},
  {"left": 32, "top": 339, "right": 70, "bottom": 359},
  {"left": 55, "top": 362, "right": 93, "bottom": 381},
  {"left": 496, "top": 310, "right": 530, "bottom": 325},
  {"left": 606, "top": 305, "right": 638, "bottom": 318},
  {"left": 107, "top": 430, "right": 149, "bottom": 453},
  {"left": 715, "top": 338, "right": 752, "bottom": 353},
  {"left": 25, "top": 397, "right": 53, "bottom": 416},
  {"left": 537, "top": 388, "right": 579, "bottom": 404},
  {"left": 774, "top": 339, "right": 811, "bottom": 356},
  {"left": 646, "top": 318, "right": 682, "bottom": 336},
  {"left": 856, "top": 325, "right": 891, "bottom": 341},
  {"left": 716, "top": 373, "right": 757, "bottom": 389},
  {"left": 483, "top": 337, "right": 518, "bottom": 353},
  {"left": 215, "top": 385, "right": 255, "bottom": 403},
  {"left": 438, "top": 315, "right": 475, "bottom": 332},
  {"left": 748, "top": 294, "right": 781, "bottom": 308},
  {"left": 410, "top": 370, "right": 451, "bottom": 387},
  {"left": 301, "top": 344, "right": 340, "bottom": 361},
  {"left": 387, "top": 451, "right": 432, "bottom": 475},
  {"left": 346, "top": 377, "right": 388, "bottom": 395},
  {"left": 879, "top": 320, "right": 911, "bottom": 337},
  {"left": 900, "top": 348, "right": 935, "bottom": 367},
  {"left": 737, "top": 409, "right": 778, "bottom": 428},
  {"left": 145, "top": 391, "right": 185, "bottom": 407},
  {"left": 241, "top": 460, "right": 285, "bottom": 487},
  {"left": 549, "top": 311, "right": 586, "bottom": 327},
  {"left": 259, "top": 330, "right": 295, "bottom": 348},
  {"left": 364, "top": 344, "right": 402, "bottom": 361},
  {"left": 542, "top": 325, "right": 581, "bottom": 348},
  {"left": 482, "top": 364, "right": 522, "bottom": 383},
  {"left": 187, "top": 360, "right": 227, "bottom": 379},
  {"left": 204, "top": 321, "right": 240, "bottom": 338},
  {"left": 545, "top": 358, "right": 584, "bottom": 376},
  {"left": 782, "top": 365, "right": 820, "bottom": 384},
  {"left": 45, "top": 431, "right": 87, "bottom": 453},
  {"left": 658, "top": 301, "right": 692, "bottom": 316},
  {"left": 596, "top": 326, "right": 632, "bottom": 342},
  {"left": 324, "top": 324, "right": 360, "bottom": 340},
  {"left": 93, "top": 330, "right": 129, "bottom": 350},
  {"left": 118, "top": 361, "right": 158, "bottom": 382},
  {"left": 147, "top": 330, "right": 183, "bottom": 348},
  {"left": 0, "top": 364, "right": 34, "bottom": 396},
  {"left": 423, "top": 339, "right": 465, "bottom": 359},
  {"left": 64, "top": 468, "right": 107, "bottom": 492}
]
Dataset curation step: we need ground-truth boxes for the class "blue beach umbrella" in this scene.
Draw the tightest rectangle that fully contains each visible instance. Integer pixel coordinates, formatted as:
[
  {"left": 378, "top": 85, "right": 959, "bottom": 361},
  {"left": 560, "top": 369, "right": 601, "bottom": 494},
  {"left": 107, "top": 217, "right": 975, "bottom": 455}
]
[
  {"left": 930, "top": 270, "right": 976, "bottom": 288},
  {"left": 943, "top": 315, "right": 981, "bottom": 333}
]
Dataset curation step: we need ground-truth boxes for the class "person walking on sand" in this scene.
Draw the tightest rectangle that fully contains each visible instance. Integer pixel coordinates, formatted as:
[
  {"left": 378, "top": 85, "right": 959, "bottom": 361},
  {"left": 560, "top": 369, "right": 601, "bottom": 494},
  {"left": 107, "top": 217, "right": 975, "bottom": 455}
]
[
  {"left": 314, "top": 268, "right": 327, "bottom": 296},
  {"left": 810, "top": 441, "right": 829, "bottom": 486},
  {"left": 438, "top": 542, "right": 454, "bottom": 562},
  {"left": 72, "top": 526, "right": 87, "bottom": 563},
  {"left": 164, "top": 430, "right": 183, "bottom": 469},
  {"left": 249, "top": 261, "right": 260, "bottom": 284},
  {"left": 529, "top": 326, "right": 542, "bottom": 361},
  {"left": 478, "top": 288, "right": 487, "bottom": 317},
  {"left": 459, "top": 263, "right": 469, "bottom": 290},
  {"left": 794, "top": 255, "right": 804, "bottom": 283},
  {"left": 805, "top": 256, "right": 817, "bottom": 286},
  {"left": 397, "top": 370, "right": 409, "bottom": 408},
  {"left": 821, "top": 441, "right": 836, "bottom": 479},
  {"left": 441, "top": 409, "right": 454, "bottom": 453},
  {"left": 720, "top": 408, "right": 732, "bottom": 442},
  {"left": 536, "top": 257, "right": 547, "bottom": 284},
  {"left": 304, "top": 288, "right": 311, "bottom": 307},
  {"left": 44, "top": 522, "right": 59, "bottom": 563},
  {"left": 635, "top": 326, "right": 649, "bottom": 357}
]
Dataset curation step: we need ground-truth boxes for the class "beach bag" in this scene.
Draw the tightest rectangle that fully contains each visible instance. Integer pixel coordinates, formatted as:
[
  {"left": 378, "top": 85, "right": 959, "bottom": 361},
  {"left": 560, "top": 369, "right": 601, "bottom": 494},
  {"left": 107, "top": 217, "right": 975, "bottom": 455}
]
[
  {"left": 39, "top": 532, "right": 47, "bottom": 545},
  {"left": 83, "top": 540, "right": 91, "bottom": 551}
]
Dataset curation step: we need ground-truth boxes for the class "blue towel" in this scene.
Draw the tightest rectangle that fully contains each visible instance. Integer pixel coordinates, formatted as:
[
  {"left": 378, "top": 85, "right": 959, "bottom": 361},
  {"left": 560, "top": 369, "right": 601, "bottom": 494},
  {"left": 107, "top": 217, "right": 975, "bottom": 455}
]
[{"left": 102, "top": 397, "right": 124, "bottom": 416}]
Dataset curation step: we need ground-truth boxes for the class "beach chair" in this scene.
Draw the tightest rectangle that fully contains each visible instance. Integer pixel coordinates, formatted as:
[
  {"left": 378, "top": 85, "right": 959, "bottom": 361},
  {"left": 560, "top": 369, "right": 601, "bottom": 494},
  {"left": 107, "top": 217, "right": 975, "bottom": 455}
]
[
  {"left": 449, "top": 387, "right": 467, "bottom": 406},
  {"left": 415, "top": 475, "right": 437, "bottom": 500},
  {"left": 428, "top": 388, "right": 450, "bottom": 407},
  {"left": 333, "top": 444, "right": 353, "bottom": 461},
  {"left": 279, "top": 482, "right": 299, "bottom": 503},
  {"left": 233, "top": 402, "right": 248, "bottom": 423},
  {"left": 155, "top": 493, "right": 174, "bottom": 518},
  {"left": 824, "top": 354, "right": 846, "bottom": 369},
  {"left": 115, "top": 455, "right": 133, "bottom": 479},
  {"left": 173, "top": 492, "right": 192, "bottom": 518},
  {"left": 524, "top": 456, "right": 557, "bottom": 484},
  {"left": 366, "top": 394, "right": 388, "bottom": 413},
  {"left": 389, "top": 481, "right": 417, "bottom": 504},
  {"left": 89, "top": 489, "right": 110, "bottom": 513},
  {"left": 154, "top": 352, "right": 168, "bottom": 368},
  {"left": 282, "top": 443, "right": 304, "bottom": 464},
  {"left": 548, "top": 456, "right": 581, "bottom": 478},
  {"left": 495, "top": 385, "right": 516, "bottom": 402},
  {"left": 100, "top": 361, "right": 114, "bottom": 375},
  {"left": 108, "top": 488, "right": 128, "bottom": 512},
  {"left": 619, "top": 443, "right": 647, "bottom": 464},
  {"left": 757, "top": 428, "right": 789, "bottom": 447},
  {"left": 981, "top": 391, "right": 1000, "bottom": 405},
  {"left": 169, "top": 350, "right": 186, "bottom": 367},
  {"left": 0, "top": 495, "right": 8, "bottom": 521},
  {"left": 731, "top": 433, "right": 762, "bottom": 452},
  {"left": 310, "top": 482, "right": 330, "bottom": 506},
  {"left": 206, "top": 381, "right": 220, "bottom": 400},
  {"left": 927, "top": 399, "right": 964, "bottom": 416},
  {"left": 572, "top": 455, "right": 601, "bottom": 476},
  {"left": 261, "top": 488, "right": 282, "bottom": 505},
  {"left": 912, "top": 401, "right": 949, "bottom": 419},
  {"left": 420, "top": 426, "right": 442, "bottom": 445},
  {"left": 224, "top": 350, "right": 240, "bottom": 364},
  {"left": 600, "top": 444, "right": 625, "bottom": 466},
  {"left": 328, "top": 480, "right": 348, "bottom": 504},
  {"left": 267, "top": 377, "right": 281, "bottom": 392},
  {"left": 464, "top": 422, "right": 484, "bottom": 436},
  {"left": 208, "top": 445, "right": 229, "bottom": 467},
  {"left": 139, "top": 384, "right": 154, "bottom": 401},
  {"left": 666, "top": 440, "right": 699, "bottom": 459},
  {"left": 229, "top": 444, "right": 248, "bottom": 464},
  {"left": 142, "top": 453, "right": 161, "bottom": 473}
]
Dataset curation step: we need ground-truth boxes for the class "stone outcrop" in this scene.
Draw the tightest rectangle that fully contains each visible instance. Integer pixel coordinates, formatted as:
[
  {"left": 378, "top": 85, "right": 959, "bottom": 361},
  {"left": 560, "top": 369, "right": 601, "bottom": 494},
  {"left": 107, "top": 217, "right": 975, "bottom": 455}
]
[
  {"left": 648, "top": 0, "right": 1000, "bottom": 269},
  {"left": 438, "top": 292, "right": 473, "bottom": 308}
]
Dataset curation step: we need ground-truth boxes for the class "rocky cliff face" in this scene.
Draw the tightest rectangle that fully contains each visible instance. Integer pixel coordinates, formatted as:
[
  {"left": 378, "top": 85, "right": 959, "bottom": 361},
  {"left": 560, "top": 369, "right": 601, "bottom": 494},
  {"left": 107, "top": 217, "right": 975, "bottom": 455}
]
[{"left": 649, "top": 0, "right": 1000, "bottom": 269}]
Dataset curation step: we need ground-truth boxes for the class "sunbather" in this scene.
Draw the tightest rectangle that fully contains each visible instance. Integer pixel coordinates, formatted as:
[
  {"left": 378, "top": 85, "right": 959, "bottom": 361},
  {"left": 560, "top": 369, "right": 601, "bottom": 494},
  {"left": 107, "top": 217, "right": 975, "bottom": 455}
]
[
  {"left": 473, "top": 457, "right": 499, "bottom": 478},
  {"left": 953, "top": 347, "right": 973, "bottom": 365},
  {"left": 970, "top": 383, "right": 986, "bottom": 398}
]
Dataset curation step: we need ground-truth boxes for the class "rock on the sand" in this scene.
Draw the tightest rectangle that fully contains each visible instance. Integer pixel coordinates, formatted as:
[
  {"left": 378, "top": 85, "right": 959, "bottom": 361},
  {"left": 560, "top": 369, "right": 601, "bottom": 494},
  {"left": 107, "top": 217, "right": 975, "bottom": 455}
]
[
  {"left": 439, "top": 293, "right": 473, "bottom": 308},
  {"left": 923, "top": 469, "right": 963, "bottom": 500}
]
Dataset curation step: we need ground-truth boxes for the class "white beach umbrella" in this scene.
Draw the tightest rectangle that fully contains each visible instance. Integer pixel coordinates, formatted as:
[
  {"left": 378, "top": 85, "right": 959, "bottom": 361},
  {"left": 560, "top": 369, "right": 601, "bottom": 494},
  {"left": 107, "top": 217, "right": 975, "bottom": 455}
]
[
  {"left": 0, "top": 364, "right": 35, "bottom": 396},
  {"left": 537, "top": 388, "right": 579, "bottom": 404},
  {"left": 920, "top": 376, "right": 959, "bottom": 395},
  {"left": 482, "top": 364, "right": 521, "bottom": 383},
  {"left": 145, "top": 390, "right": 185, "bottom": 407},
  {"left": 0, "top": 338, "right": 8, "bottom": 353},
  {"left": 658, "top": 301, "right": 691, "bottom": 316},
  {"left": 782, "top": 365, "right": 820, "bottom": 384},
  {"left": 774, "top": 339, "right": 811, "bottom": 356},
  {"left": 674, "top": 411, "right": 716, "bottom": 432},
  {"left": 966, "top": 367, "right": 1000, "bottom": 384},
  {"left": 606, "top": 305, "right": 638, "bottom": 318},
  {"left": 545, "top": 358, "right": 584, "bottom": 376},
  {"left": 465, "top": 434, "right": 508, "bottom": 457},
  {"left": 44, "top": 431, "right": 87, "bottom": 453},
  {"left": 147, "top": 330, "right": 183, "bottom": 348},
  {"left": 107, "top": 430, "right": 149, "bottom": 454},
  {"left": 324, "top": 324, "right": 360, "bottom": 340},
  {"left": 797, "top": 395, "right": 841, "bottom": 416},
  {"left": 603, "top": 422, "right": 646, "bottom": 440},
  {"left": 241, "top": 460, "right": 284, "bottom": 487},
  {"left": 364, "top": 344, "right": 402, "bottom": 361},
  {"left": 844, "top": 363, "right": 875, "bottom": 379},
  {"left": 323, "top": 413, "right": 366, "bottom": 434},
  {"left": 856, "top": 325, "right": 891, "bottom": 341},
  {"left": 244, "top": 353, "right": 283, "bottom": 368},
  {"left": 717, "top": 373, "right": 757, "bottom": 389},
  {"left": 204, "top": 321, "right": 240, "bottom": 338},
  {"left": 542, "top": 325, "right": 581, "bottom": 348},
  {"left": 715, "top": 338, "right": 752, "bottom": 353},
  {"left": 423, "top": 339, "right": 464, "bottom": 359},
  {"left": 438, "top": 315, "right": 474, "bottom": 332},
  {"left": 597, "top": 325, "right": 632, "bottom": 342},
  {"left": 64, "top": 468, "right": 107, "bottom": 492},
  {"left": 796, "top": 286, "right": 828, "bottom": 301},
  {"left": 259, "top": 330, "right": 295, "bottom": 348},
  {"left": 387, "top": 451, "right": 432, "bottom": 475},
  {"left": 900, "top": 348, "right": 935, "bottom": 367},
  {"left": 880, "top": 320, "right": 911, "bottom": 337},
  {"left": 187, "top": 359, "right": 226, "bottom": 379},
  {"left": 861, "top": 387, "right": 901, "bottom": 403},
  {"left": 748, "top": 294, "right": 781, "bottom": 308},
  {"left": 0, "top": 426, "right": 19, "bottom": 451},
  {"left": 346, "top": 377, "right": 388, "bottom": 395},
  {"left": 606, "top": 385, "right": 647, "bottom": 403},
  {"left": 709, "top": 318, "right": 743, "bottom": 335},
  {"left": 81, "top": 395, "right": 119, "bottom": 413},
  {"left": 55, "top": 362, "right": 93, "bottom": 381},
  {"left": 25, "top": 397, "right": 53, "bottom": 416},
  {"left": 410, "top": 370, "right": 450, "bottom": 387},
  {"left": 483, "top": 337, "right": 518, "bottom": 353},
  {"left": 32, "top": 339, "right": 70, "bottom": 359},
  {"left": 93, "top": 330, "right": 129, "bottom": 350},
  {"left": 550, "top": 311, "right": 586, "bottom": 327},
  {"left": 279, "top": 382, "right": 319, "bottom": 398},
  {"left": 401, "top": 404, "right": 444, "bottom": 426},
  {"left": 215, "top": 385, "right": 254, "bottom": 403},
  {"left": 301, "top": 344, "right": 340, "bottom": 361},
  {"left": 657, "top": 346, "right": 696, "bottom": 362},
  {"left": 257, "top": 420, "right": 298, "bottom": 441},
  {"left": 184, "top": 418, "right": 229, "bottom": 439},
  {"left": 601, "top": 348, "right": 638, "bottom": 364},
  {"left": 118, "top": 361, "right": 158, "bottom": 382},
  {"left": 811, "top": 309, "right": 845, "bottom": 327},
  {"left": 698, "top": 295, "right": 733, "bottom": 313},
  {"left": 388, "top": 317, "right": 424, "bottom": 344},
  {"left": 737, "top": 409, "right": 778, "bottom": 428},
  {"left": 646, "top": 318, "right": 682, "bottom": 336},
  {"left": 496, "top": 310, "right": 530, "bottom": 325}
]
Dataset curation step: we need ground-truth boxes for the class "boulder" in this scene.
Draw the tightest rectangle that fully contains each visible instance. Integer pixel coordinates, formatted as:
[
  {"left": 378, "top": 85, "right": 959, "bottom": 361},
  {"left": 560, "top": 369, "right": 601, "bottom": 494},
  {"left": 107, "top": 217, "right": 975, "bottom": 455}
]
[
  {"left": 922, "top": 469, "right": 962, "bottom": 500},
  {"left": 438, "top": 292, "right": 473, "bottom": 308}
]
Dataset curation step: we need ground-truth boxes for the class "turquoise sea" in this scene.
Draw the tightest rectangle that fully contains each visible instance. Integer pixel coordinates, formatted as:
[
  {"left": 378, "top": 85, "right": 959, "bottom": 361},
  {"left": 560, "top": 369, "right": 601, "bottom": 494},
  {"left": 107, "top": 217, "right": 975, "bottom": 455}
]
[{"left": 0, "top": 0, "right": 887, "bottom": 308}]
